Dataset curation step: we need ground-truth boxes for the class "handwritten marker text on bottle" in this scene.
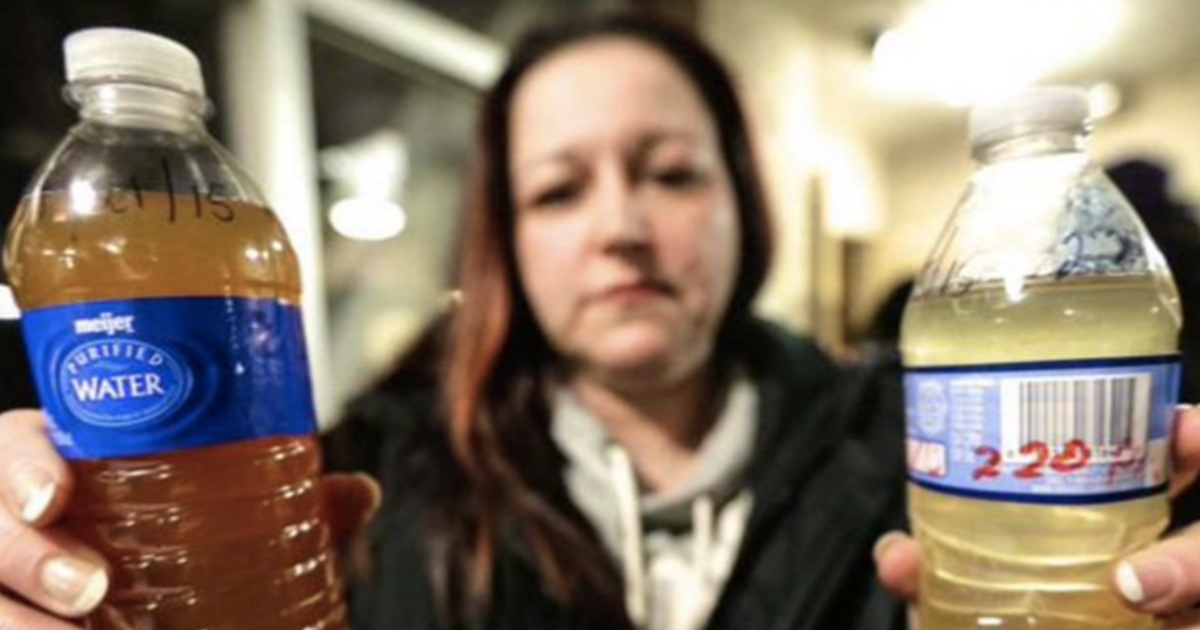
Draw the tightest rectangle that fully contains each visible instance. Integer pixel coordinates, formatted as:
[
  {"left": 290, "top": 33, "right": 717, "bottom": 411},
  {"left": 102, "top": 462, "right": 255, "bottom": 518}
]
[{"left": 98, "top": 158, "right": 236, "bottom": 223}]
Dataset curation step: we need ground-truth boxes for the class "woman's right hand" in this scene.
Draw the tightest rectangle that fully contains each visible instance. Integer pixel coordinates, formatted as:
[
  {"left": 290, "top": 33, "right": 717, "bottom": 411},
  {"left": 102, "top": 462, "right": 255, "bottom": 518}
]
[
  {"left": 0, "top": 408, "right": 106, "bottom": 627},
  {"left": 0, "top": 409, "right": 383, "bottom": 628}
]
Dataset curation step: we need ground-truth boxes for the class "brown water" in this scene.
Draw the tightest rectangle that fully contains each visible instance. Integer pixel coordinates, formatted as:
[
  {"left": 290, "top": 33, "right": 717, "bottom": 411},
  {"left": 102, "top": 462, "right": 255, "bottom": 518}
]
[
  {"left": 69, "top": 436, "right": 347, "bottom": 630},
  {"left": 5, "top": 191, "right": 348, "bottom": 629}
]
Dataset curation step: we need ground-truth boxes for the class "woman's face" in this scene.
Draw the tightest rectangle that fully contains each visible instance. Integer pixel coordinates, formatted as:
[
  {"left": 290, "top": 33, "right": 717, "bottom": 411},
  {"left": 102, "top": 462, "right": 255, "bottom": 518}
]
[{"left": 508, "top": 37, "right": 740, "bottom": 387}]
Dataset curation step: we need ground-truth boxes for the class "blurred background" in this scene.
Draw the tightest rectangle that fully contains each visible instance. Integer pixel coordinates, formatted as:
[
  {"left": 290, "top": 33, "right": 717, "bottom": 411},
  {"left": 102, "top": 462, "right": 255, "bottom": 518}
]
[{"left": 4, "top": 0, "right": 1200, "bottom": 424}]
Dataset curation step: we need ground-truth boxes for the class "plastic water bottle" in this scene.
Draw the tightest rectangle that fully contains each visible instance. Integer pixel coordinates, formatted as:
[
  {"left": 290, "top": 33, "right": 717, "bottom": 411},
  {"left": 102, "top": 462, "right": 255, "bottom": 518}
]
[
  {"left": 901, "top": 86, "right": 1181, "bottom": 630},
  {"left": 3, "top": 28, "right": 348, "bottom": 629}
]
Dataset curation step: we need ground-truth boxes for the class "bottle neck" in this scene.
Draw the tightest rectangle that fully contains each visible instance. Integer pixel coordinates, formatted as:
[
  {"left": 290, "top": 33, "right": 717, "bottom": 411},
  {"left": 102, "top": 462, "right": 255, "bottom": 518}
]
[
  {"left": 67, "top": 80, "right": 209, "bottom": 133},
  {"left": 973, "top": 128, "right": 1087, "bottom": 165}
]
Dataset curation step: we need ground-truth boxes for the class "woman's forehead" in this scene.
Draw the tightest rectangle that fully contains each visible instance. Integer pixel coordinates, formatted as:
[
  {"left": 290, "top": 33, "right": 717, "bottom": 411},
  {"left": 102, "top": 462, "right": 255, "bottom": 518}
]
[
  {"left": 516, "top": 36, "right": 696, "bottom": 106},
  {"left": 508, "top": 37, "right": 717, "bottom": 162}
]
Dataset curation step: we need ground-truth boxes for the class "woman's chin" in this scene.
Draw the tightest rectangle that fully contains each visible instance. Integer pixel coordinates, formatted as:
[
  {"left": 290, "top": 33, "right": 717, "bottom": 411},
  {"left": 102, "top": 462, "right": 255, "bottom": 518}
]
[{"left": 585, "top": 329, "right": 685, "bottom": 378}]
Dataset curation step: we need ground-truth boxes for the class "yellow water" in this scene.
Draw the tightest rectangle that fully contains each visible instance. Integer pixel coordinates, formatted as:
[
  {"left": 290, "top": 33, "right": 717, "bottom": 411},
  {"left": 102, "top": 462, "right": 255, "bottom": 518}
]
[{"left": 901, "top": 276, "right": 1178, "bottom": 630}]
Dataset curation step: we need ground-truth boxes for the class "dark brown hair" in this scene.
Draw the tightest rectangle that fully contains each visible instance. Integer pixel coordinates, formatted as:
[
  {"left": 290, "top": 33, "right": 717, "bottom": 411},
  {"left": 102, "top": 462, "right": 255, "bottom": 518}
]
[{"left": 435, "top": 9, "right": 773, "bottom": 626}]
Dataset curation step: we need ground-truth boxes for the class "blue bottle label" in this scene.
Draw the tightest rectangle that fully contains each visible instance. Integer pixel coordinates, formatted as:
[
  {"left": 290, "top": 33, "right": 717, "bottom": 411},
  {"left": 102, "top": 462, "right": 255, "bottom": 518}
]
[
  {"left": 20, "top": 297, "right": 318, "bottom": 459},
  {"left": 905, "top": 356, "right": 1179, "bottom": 504}
]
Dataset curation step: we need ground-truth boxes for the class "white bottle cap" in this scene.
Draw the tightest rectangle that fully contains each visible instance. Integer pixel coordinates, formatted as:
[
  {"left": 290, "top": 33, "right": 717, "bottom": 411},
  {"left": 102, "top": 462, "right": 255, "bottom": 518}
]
[
  {"left": 63, "top": 27, "right": 205, "bottom": 98},
  {"left": 969, "top": 86, "right": 1089, "bottom": 150}
]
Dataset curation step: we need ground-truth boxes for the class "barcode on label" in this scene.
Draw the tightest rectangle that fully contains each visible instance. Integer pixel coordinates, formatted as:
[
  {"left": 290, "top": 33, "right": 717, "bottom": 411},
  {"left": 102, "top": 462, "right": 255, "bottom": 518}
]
[{"left": 1000, "top": 374, "right": 1151, "bottom": 463}]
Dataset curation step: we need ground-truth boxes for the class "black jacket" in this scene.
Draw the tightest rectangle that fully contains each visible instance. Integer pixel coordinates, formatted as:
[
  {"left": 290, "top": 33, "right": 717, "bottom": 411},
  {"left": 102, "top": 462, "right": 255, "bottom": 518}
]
[{"left": 323, "top": 319, "right": 909, "bottom": 630}]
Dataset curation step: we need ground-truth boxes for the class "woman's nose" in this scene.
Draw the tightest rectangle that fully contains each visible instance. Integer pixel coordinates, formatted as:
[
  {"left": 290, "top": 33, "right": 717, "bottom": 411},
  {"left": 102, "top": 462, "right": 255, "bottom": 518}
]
[{"left": 591, "top": 172, "right": 650, "bottom": 251}]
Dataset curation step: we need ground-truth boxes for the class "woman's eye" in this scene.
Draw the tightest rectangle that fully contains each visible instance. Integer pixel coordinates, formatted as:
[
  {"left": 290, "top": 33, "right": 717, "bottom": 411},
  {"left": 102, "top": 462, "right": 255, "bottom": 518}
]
[
  {"left": 651, "top": 166, "right": 705, "bottom": 188},
  {"left": 528, "top": 182, "right": 580, "bottom": 209}
]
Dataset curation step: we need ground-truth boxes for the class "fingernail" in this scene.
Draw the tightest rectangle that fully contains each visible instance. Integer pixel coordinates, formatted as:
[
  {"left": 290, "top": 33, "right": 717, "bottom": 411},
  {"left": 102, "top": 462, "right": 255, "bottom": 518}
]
[
  {"left": 1175, "top": 403, "right": 1196, "bottom": 412},
  {"left": 1116, "top": 559, "right": 1176, "bottom": 606},
  {"left": 1115, "top": 562, "right": 1145, "bottom": 603},
  {"left": 11, "top": 464, "right": 57, "bottom": 524},
  {"left": 41, "top": 556, "right": 108, "bottom": 615},
  {"left": 872, "top": 530, "right": 906, "bottom": 564}
]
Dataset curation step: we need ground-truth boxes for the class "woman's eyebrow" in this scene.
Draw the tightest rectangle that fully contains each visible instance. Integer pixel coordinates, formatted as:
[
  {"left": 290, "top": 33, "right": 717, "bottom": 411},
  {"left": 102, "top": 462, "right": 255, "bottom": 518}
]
[
  {"left": 636, "top": 128, "right": 702, "bottom": 149},
  {"left": 515, "top": 129, "right": 705, "bottom": 171},
  {"left": 513, "top": 148, "right": 581, "bottom": 173}
]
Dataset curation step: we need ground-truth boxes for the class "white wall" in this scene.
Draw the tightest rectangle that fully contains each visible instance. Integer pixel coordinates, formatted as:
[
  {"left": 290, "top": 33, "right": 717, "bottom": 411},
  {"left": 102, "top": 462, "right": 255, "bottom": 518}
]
[{"left": 853, "top": 130, "right": 969, "bottom": 331}]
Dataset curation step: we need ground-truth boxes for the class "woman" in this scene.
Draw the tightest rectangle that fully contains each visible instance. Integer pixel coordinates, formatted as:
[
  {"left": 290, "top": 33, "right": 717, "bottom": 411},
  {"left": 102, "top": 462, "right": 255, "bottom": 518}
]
[
  {"left": 326, "top": 11, "right": 907, "bottom": 630},
  {"left": 3, "top": 9, "right": 1200, "bottom": 630}
]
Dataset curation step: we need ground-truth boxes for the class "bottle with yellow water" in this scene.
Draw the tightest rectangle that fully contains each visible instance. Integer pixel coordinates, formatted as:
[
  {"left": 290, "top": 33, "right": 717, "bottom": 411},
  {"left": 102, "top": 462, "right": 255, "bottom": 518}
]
[{"left": 901, "top": 86, "right": 1181, "bottom": 630}]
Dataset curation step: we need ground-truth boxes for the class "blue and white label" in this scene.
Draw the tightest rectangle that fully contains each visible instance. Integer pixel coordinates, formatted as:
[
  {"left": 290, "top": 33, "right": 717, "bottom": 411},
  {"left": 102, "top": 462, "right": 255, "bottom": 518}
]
[
  {"left": 59, "top": 338, "right": 191, "bottom": 428},
  {"left": 905, "top": 356, "right": 1180, "bottom": 504},
  {"left": 20, "top": 297, "right": 318, "bottom": 459}
]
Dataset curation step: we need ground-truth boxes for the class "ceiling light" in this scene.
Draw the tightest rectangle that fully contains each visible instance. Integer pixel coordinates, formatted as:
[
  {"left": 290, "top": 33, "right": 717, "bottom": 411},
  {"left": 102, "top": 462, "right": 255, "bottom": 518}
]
[
  {"left": 329, "top": 196, "right": 407, "bottom": 241},
  {"left": 321, "top": 129, "right": 411, "bottom": 242},
  {"left": 871, "top": 0, "right": 1124, "bottom": 106}
]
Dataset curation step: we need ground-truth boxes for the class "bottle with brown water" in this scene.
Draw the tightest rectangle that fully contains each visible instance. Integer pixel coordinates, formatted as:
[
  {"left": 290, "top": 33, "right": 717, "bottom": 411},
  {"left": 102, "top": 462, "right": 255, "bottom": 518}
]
[{"left": 3, "top": 27, "right": 348, "bottom": 629}]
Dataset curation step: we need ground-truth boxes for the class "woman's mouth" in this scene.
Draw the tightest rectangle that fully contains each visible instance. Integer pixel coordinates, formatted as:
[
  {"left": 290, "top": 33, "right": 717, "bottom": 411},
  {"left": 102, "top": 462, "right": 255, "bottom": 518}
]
[{"left": 596, "top": 279, "right": 674, "bottom": 305}]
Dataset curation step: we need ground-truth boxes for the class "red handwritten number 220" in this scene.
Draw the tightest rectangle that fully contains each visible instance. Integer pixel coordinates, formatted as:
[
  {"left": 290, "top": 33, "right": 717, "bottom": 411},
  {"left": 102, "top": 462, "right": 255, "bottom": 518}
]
[{"left": 973, "top": 439, "right": 1091, "bottom": 480}]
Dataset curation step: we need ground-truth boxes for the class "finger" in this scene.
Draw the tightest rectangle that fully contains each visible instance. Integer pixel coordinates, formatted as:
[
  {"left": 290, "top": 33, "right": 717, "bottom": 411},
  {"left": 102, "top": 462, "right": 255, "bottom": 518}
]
[
  {"left": 0, "top": 512, "right": 108, "bottom": 618},
  {"left": 0, "top": 410, "right": 72, "bottom": 526},
  {"left": 1171, "top": 405, "right": 1200, "bottom": 500},
  {"left": 1115, "top": 523, "right": 1200, "bottom": 616},
  {"left": 319, "top": 473, "right": 381, "bottom": 545},
  {"left": 874, "top": 530, "right": 920, "bottom": 602},
  {"left": 0, "top": 592, "right": 88, "bottom": 629}
]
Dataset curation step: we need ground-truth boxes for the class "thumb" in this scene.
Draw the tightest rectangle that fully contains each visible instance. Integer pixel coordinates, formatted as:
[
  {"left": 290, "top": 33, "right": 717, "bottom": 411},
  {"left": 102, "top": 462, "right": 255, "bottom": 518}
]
[
  {"left": 1114, "top": 522, "right": 1200, "bottom": 616},
  {"left": 319, "top": 473, "right": 382, "bottom": 544},
  {"left": 874, "top": 530, "right": 921, "bottom": 602}
]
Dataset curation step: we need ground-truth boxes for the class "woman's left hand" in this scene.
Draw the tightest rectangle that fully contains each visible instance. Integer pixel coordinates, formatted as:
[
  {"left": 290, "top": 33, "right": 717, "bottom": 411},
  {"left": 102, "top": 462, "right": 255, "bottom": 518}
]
[{"left": 875, "top": 405, "right": 1200, "bottom": 628}]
